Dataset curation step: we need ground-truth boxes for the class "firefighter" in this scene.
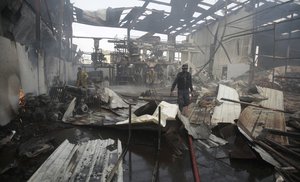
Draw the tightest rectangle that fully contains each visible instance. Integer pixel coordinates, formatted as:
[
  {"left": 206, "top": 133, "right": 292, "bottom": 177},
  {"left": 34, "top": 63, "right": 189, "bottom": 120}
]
[{"left": 76, "top": 67, "right": 88, "bottom": 88}]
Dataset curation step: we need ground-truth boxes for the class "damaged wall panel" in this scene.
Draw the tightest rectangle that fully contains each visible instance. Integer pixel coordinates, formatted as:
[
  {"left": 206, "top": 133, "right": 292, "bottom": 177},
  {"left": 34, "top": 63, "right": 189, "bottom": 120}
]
[
  {"left": 185, "top": 7, "right": 253, "bottom": 79},
  {"left": 10, "top": 2, "right": 56, "bottom": 47},
  {"left": 0, "top": 36, "right": 48, "bottom": 125},
  {"left": 0, "top": 35, "right": 77, "bottom": 125},
  {"left": 0, "top": 36, "right": 20, "bottom": 125},
  {"left": 227, "top": 63, "right": 250, "bottom": 79},
  {"left": 45, "top": 56, "right": 77, "bottom": 87},
  {"left": 65, "top": 62, "right": 77, "bottom": 85},
  {"left": 213, "top": 34, "right": 252, "bottom": 79},
  {"left": 17, "top": 43, "right": 46, "bottom": 94}
]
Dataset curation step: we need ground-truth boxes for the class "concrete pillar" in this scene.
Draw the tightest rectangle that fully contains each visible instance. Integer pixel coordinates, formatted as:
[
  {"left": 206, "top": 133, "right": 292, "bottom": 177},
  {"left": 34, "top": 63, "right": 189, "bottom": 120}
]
[
  {"left": 37, "top": 51, "right": 47, "bottom": 94},
  {"left": 168, "top": 34, "right": 176, "bottom": 62},
  {"left": 187, "top": 51, "right": 191, "bottom": 64}
]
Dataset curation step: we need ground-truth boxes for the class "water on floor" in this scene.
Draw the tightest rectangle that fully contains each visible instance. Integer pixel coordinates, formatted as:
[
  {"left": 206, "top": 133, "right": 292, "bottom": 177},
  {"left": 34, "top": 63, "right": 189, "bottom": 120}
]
[{"left": 0, "top": 85, "right": 276, "bottom": 181}]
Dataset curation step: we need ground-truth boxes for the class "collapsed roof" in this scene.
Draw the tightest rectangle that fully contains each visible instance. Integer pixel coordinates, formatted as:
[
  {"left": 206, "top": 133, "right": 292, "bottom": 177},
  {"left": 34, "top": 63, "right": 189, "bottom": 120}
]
[{"left": 72, "top": 0, "right": 300, "bottom": 36}]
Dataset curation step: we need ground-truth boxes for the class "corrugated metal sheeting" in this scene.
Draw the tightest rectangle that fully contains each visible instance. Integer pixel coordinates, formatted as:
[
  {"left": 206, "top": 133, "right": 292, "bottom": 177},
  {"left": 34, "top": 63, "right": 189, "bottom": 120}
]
[
  {"left": 238, "top": 86, "right": 288, "bottom": 145},
  {"left": 29, "top": 139, "right": 123, "bottom": 182},
  {"left": 211, "top": 84, "right": 241, "bottom": 125}
]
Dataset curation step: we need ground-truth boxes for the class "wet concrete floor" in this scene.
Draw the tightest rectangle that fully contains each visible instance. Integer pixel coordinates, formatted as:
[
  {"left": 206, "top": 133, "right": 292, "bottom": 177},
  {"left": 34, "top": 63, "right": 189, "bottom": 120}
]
[
  {"left": 0, "top": 122, "right": 275, "bottom": 181},
  {"left": 0, "top": 85, "right": 276, "bottom": 181},
  {"left": 0, "top": 122, "right": 192, "bottom": 181}
]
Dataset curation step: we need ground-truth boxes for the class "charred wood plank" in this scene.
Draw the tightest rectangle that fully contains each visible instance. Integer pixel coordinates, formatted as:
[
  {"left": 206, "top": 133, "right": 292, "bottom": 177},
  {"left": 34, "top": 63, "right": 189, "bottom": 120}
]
[
  {"left": 287, "top": 120, "right": 300, "bottom": 130},
  {"left": 276, "top": 167, "right": 300, "bottom": 182},
  {"left": 262, "top": 128, "right": 300, "bottom": 139},
  {"left": 257, "top": 140, "right": 300, "bottom": 171},
  {"left": 261, "top": 137, "right": 300, "bottom": 159},
  {"left": 221, "top": 97, "right": 293, "bottom": 114}
]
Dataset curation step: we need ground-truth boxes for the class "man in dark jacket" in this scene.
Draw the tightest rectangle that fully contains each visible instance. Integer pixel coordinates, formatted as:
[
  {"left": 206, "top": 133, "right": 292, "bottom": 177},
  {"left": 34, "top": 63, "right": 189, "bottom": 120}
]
[{"left": 170, "top": 64, "right": 194, "bottom": 115}]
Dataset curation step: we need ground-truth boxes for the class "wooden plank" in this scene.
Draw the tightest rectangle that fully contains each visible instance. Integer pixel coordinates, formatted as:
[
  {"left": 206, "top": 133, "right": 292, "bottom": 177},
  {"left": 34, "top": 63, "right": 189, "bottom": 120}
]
[
  {"left": 188, "top": 104, "right": 212, "bottom": 125},
  {"left": 238, "top": 122, "right": 282, "bottom": 167},
  {"left": 220, "top": 98, "right": 291, "bottom": 113},
  {"left": 238, "top": 106, "right": 288, "bottom": 145},
  {"left": 238, "top": 86, "right": 288, "bottom": 144},
  {"left": 262, "top": 128, "right": 300, "bottom": 138},
  {"left": 258, "top": 140, "right": 300, "bottom": 171}
]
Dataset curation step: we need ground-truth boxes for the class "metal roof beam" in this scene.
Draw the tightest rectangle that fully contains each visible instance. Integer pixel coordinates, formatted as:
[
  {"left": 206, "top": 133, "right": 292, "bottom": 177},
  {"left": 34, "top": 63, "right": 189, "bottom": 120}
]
[
  {"left": 139, "top": 0, "right": 171, "bottom": 6},
  {"left": 171, "top": 0, "right": 228, "bottom": 35},
  {"left": 198, "top": 1, "right": 213, "bottom": 7}
]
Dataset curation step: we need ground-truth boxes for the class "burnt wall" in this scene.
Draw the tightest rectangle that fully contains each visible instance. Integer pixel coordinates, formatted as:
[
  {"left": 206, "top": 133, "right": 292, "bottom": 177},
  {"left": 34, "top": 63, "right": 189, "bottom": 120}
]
[{"left": 0, "top": 36, "right": 22, "bottom": 125}]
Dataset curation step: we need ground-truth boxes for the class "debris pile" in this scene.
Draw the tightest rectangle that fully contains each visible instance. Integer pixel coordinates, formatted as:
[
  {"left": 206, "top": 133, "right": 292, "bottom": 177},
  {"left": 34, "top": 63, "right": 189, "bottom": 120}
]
[
  {"left": 19, "top": 93, "right": 64, "bottom": 122},
  {"left": 276, "top": 72, "right": 300, "bottom": 93},
  {"left": 1, "top": 68, "right": 300, "bottom": 181},
  {"left": 188, "top": 71, "right": 300, "bottom": 181}
]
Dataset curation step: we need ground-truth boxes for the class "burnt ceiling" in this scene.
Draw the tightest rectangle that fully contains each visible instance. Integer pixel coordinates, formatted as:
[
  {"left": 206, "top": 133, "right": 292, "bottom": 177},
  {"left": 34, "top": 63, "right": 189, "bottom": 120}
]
[{"left": 72, "top": 0, "right": 298, "bottom": 36}]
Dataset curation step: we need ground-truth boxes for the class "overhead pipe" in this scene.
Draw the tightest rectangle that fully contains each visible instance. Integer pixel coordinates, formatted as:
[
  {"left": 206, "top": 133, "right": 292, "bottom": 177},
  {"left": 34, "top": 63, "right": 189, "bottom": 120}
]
[
  {"left": 128, "top": 104, "right": 132, "bottom": 181},
  {"left": 35, "top": 0, "right": 41, "bottom": 94}
]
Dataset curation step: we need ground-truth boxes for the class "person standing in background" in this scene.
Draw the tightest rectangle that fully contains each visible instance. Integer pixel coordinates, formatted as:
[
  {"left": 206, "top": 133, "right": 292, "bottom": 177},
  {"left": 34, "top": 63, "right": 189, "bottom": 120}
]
[
  {"left": 170, "top": 64, "right": 194, "bottom": 116},
  {"left": 76, "top": 67, "right": 88, "bottom": 88}
]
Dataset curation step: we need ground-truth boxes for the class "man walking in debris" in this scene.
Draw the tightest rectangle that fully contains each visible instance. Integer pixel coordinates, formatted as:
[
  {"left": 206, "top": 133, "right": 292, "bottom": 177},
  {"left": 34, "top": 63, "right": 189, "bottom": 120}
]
[
  {"left": 76, "top": 67, "right": 88, "bottom": 88},
  {"left": 170, "top": 64, "right": 194, "bottom": 116}
]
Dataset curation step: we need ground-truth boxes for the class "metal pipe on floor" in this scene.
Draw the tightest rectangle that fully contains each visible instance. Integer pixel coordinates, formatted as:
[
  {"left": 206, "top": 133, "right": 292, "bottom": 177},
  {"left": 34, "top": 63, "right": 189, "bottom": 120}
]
[
  {"left": 152, "top": 106, "right": 161, "bottom": 182},
  {"left": 129, "top": 104, "right": 132, "bottom": 181},
  {"left": 158, "top": 106, "right": 161, "bottom": 151},
  {"left": 128, "top": 104, "right": 132, "bottom": 145},
  {"left": 188, "top": 136, "right": 201, "bottom": 182},
  {"left": 129, "top": 150, "right": 132, "bottom": 182}
]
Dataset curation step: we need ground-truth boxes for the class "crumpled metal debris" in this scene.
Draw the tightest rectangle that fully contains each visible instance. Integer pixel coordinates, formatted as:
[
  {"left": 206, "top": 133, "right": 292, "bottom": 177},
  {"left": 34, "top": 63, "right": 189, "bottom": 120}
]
[
  {"left": 0, "top": 130, "right": 16, "bottom": 148},
  {"left": 19, "top": 93, "right": 64, "bottom": 122},
  {"left": 197, "top": 92, "right": 221, "bottom": 109},
  {"left": 18, "top": 137, "right": 54, "bottom": 158}
]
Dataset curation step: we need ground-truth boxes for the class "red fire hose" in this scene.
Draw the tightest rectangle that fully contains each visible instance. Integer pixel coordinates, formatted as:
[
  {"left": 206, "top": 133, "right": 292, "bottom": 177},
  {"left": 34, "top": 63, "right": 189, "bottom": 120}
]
[{"left": 188, "top": 135, "right": 201, "bottom": 182}]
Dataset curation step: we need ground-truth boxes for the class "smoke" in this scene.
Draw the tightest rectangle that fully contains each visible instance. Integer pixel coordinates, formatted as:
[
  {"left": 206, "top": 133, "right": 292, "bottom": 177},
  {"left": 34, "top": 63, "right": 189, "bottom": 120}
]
[
  {"left": 8, "top": 75, "right": 21, "bottom": 114},
  {"left": 0, "top": 74, "right": 20, "bottom": 126},
  {"left": 0, "top": 108, "right": 11, "bottom": 126},
  {"left": 0, "top": 37, "right": 21, "bottom": 126}
]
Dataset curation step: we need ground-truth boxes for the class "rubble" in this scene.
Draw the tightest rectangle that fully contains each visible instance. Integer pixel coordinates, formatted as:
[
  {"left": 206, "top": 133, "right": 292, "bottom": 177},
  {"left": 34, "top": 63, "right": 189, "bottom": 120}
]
[
  {"left": 1, "top": 0, "right": 300, "bottom": 181},
  {"left": 2, "top": 76, "right": 299, "bottom": 181},
  {"left": 0, "top": 130, "right": 15, "bottom": 148},
  {"left": 19, "top": 93, "right": 63, "bottom": 122},
  {"left": 117, "top": 101, "right": 179, "bottom": 127},
  {"left": 18, "top": 139, "right": 54, "bottom": 158},
  {"left": 275, "top": 72, "right": 300, "bottom": 93},
  {"left": 186, "top": 69, "right": 300, "bottom": 181}
]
